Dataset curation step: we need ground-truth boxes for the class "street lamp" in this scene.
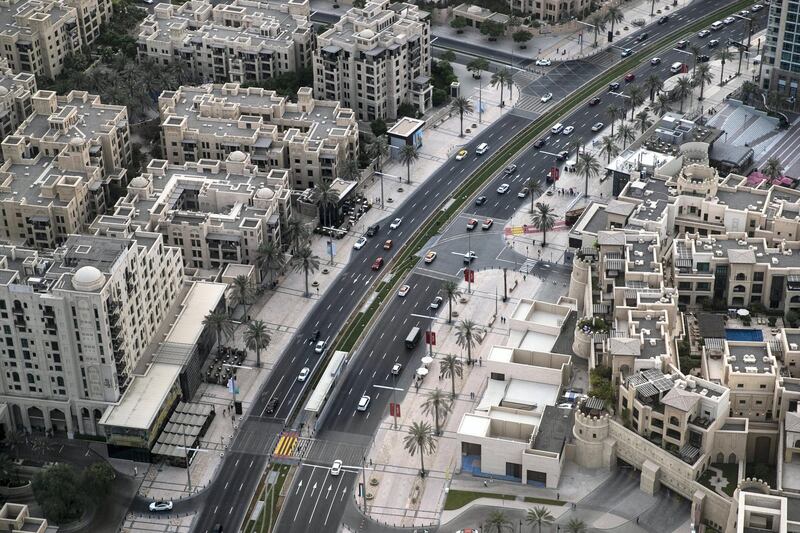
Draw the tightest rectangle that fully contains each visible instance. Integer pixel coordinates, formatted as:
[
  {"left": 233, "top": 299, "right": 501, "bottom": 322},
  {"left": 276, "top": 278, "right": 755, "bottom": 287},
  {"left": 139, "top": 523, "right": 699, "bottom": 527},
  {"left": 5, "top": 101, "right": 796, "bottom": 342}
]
[
  {"left": 223, "top": 362, "right": 254, "bottom": 417},
  {"left": 372, "top": 171, "right": 400, "bottom": 209},
  {"left": 575, "top": 20, "right": 595, "bottom": 55}
]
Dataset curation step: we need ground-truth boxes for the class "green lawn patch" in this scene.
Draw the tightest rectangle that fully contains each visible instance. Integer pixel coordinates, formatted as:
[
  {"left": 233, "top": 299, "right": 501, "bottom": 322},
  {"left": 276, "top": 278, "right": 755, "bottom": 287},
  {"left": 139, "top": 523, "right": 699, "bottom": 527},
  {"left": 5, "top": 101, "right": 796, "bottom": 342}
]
[
  {"left": 698, "top": 462, "right": 739, "bottom": 497},
  {"left": 444, "top": 489, "right": 515, "bottom": 510},
  {"left": 243, "top": 465, "right": 290, "bottom": 533},
  {"left": 523, "top": 496, "right": 566, "bottom": 506}
]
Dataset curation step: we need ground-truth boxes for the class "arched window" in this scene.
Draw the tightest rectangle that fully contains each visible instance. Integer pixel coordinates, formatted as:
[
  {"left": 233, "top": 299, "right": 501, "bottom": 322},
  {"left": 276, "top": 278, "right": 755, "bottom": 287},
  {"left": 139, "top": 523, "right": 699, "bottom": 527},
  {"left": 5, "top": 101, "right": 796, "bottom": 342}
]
[
  {"left": 733, "top": 285, "right": 746, "bottom": 293},
  {"left": 669, "top": 416, "right": 680, "bottom": 426},
  {"left": 10, "top": 372, "right": 19, "bottom": 382},
  {"left": 735, "top": 273, "right": 746, "bottom": 281},
  {"left": 26, "top": 373, "right": 34, "bottom": 384}
]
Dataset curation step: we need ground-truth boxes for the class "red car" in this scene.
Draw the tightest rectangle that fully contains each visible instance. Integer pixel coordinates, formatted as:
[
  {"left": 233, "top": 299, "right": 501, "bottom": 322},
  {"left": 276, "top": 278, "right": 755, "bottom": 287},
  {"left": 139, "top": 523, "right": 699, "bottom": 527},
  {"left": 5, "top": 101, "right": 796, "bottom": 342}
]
[
  {"left": 371, "top": 257, "right": 384, "bottom": 270},
  {"left": 624, "top": 73, "right": 636, "bottom": 82}
]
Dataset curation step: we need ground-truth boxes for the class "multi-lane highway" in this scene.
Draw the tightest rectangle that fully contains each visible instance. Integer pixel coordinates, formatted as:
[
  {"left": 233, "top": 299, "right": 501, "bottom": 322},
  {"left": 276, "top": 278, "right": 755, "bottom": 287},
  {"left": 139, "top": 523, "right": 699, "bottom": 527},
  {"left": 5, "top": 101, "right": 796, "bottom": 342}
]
[{"left": 166, "top": 2, "right": 767, "bottom": 531}]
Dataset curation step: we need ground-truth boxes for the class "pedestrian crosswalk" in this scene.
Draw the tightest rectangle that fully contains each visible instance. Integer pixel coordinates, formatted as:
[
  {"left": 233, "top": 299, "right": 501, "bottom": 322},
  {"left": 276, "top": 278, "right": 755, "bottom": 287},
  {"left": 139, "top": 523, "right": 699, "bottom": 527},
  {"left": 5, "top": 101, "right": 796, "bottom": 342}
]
[
  {"left": 273, "top": 431, "right": 301, "bottom": 458},
  {"left": 519, "top": 259, "right": 538, "bottom": 274},
  {"left": 515, "top": 94, "right": 556, "bottom": 114},
  {"left": 513, "top": 69, "right": 540, "bottom": 87},
  {"left": 590, "top": 50, "right": 622, "bottom": 70}
]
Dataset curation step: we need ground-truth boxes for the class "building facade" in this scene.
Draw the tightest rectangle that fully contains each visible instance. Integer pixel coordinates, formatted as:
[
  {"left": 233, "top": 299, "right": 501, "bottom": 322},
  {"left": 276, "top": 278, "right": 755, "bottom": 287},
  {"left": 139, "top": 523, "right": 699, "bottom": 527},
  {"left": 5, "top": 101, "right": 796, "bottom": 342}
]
[
  {"left": 0, "top": 58, "right": 35, "bottom": 139},
  {"left": 313, "top": 0, "right": 432, "bottom": 121},
  {"left": 763, "top": 0, "right": 800, "bottom": 109}
]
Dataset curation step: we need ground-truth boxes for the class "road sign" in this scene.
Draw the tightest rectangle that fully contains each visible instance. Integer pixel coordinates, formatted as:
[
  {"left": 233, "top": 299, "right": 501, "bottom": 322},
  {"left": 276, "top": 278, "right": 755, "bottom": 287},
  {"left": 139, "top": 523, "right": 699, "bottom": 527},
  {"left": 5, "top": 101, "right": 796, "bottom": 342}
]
[
  {"left": 358, "top": 483, "right": 364, "bottom": 497},
  {"left": 464, "top": 269, "right": 474, "bottom": 283},
  {"left": 425, "top": 331, "right": 436, "bottom": 346},
  {"left": 550, "top": 167, "right": 560, "bottom": 181},
  {"left": 390, "top": 402, "right": 401, "bottom": 417}
]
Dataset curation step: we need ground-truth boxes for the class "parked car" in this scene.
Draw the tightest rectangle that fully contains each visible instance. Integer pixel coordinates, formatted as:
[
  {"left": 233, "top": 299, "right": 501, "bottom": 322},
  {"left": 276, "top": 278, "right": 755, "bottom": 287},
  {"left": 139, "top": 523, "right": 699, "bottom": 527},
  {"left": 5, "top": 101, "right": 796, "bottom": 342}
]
[
  {"left": 371, "top": 257, "right": 384, "bottom": 270},
  {"left": 466, "top": 218, "right": 478, "bottom": 231},
  {"left": 330, "top": 460, "right": 343, "bottom": 476},
  {"left": 481, "top": 218, "right": 494, "bottom": 230},
  {"left": 398, "top": 284, "right": 410, "bottom": 297},
  {"left": 591, "top": 122, "right": 605, "bottom": 132},
  {"left": 149, "top": 502, "right": 174, "bottom": 512},
  {"left": 353, "top": 236, "right": 367, "bottom": 250},
  {"left": 389, "top": 218, "right": 402, "bottom": 229},
  {"left": 298, "top": 367, "right": 310, "bottom": 381},
  {"left": 430, "top": 296, "right": 444, "bottom": 310},
  {"left": 424, "top": 250, "right": 437, "bottom": 263},
  {"left": 751, "top": 3, "right": 763, "bottom": 11},
  {"left": 541, "top": 92, "right": 553, "bottom": 103},
  {"left": 357, "top": 395, "right": 371, "bottom": 411}
]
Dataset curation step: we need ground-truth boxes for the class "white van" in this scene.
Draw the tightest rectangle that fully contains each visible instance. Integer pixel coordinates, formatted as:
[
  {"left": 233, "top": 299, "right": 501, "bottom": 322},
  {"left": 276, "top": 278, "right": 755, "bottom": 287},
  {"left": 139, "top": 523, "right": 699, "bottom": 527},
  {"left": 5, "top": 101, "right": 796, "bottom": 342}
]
[
  {"left": 710, "top": 20, "right": 724, "bottom": 31},
  {"left": 475, "top": 143, "right": 489, "bottom": 155},
  {"left": 670, "top": 62, "right": 684, "bottom": 74},
  {"left": 551, "top": 123, "right": 564, "bottom": 134}
]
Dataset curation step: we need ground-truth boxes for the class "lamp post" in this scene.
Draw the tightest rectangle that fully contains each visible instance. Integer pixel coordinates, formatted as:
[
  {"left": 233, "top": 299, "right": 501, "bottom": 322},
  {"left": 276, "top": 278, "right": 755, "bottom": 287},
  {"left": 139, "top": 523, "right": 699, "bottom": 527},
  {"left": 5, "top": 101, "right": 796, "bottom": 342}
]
[
  {"left": 576, "top": 20, "right": 595, "bottom": 56},
  {"left": 223, "top": 362, "right": 254, "bottom": 417},
  {"left": 372, "top": 171, "right": 400, "bottom": 209}
]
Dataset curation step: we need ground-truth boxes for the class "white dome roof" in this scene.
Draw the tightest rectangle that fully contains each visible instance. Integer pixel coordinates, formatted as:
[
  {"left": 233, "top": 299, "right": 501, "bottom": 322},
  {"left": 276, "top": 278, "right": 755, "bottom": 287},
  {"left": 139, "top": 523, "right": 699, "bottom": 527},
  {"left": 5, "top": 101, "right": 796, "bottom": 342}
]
[
  {"left": 255, "top": 187, "right": 274, "bottom": 200},
  {"left": 360, "top": 29, "right": 375, "bottom": 39},
  {"left": 467, "top": 5, "right": 482, "bottom": 13},
  {"left": 0, "top": 87, "right": 8, "bottom": 96},
  {"left": 229, "top": 150, "right": 247, "bottom": 162},
  {"left": 129, "top": 176, "right": 148, "bottom": 188},
  {"left": 72, "top": 266, "right": 105, "bottom": 292},
  {"left": 69, "top": 136, "right": 84, "bottom": 146}
]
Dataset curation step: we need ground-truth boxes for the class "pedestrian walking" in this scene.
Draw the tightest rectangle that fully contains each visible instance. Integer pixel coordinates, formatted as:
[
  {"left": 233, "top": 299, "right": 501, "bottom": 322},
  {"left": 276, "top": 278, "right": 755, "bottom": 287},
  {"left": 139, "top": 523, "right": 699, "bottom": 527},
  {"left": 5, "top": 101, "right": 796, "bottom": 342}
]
[{"left": 483, "top": 480, "right": 488, "bottom": 488}]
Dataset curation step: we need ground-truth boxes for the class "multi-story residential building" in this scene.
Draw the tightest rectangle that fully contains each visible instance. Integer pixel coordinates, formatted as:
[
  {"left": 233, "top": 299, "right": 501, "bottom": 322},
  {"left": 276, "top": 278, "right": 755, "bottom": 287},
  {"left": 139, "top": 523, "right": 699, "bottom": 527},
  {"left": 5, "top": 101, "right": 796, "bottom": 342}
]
[
  {"left": 505, "top": 0, "right": 590, "bottom": 22},
  {"left": 0, "top": 232, "right": 183, "bottom": 438},
  {"left": 137, "top": 0, "right": 313, "bottom": 85},
  {"left": 0, "top": 0, "right": 112, "bottom": 78},
  {"left": 314, "top": 0, "right": 432, "bottom": 121},
  {"left": 722, "top": 341, "right": 779, "bottom": 421},
  {"left": 763, "top": 0, "right": 800, "bottom": 109},
  {"left": 90, "top": 152, "right": 292, "bottom": 274},
  {"left": 12, "top": 89, "right": 131, "bottom": 181},
  {"left": 0, "top": 58, "right": 35, "bottom": 139},
  {"left": 0, "top": 503, "right": 48, "bottom": 533},
  {"left": 159, "top": 83, "right": 358, "bottom": 190}
]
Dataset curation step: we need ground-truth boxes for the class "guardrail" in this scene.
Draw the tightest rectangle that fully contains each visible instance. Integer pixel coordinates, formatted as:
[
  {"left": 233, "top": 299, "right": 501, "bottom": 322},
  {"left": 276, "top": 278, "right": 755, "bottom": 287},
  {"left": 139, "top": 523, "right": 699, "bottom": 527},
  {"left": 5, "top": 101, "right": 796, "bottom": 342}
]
[{"left": 286, "top": 0, "right": 753, "bottom": 425}]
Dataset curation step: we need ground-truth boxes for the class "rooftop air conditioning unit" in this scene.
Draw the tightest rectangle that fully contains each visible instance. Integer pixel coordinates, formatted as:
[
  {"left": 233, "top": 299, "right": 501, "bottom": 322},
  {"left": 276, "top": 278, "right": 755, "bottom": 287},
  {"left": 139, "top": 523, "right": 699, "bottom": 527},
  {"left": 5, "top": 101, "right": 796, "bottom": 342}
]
[
  {"left": 649, "top": 338, "right": 657, "bottom": 346},
  {"left": 772, "top": 257, "right": 779, "bottom": 265},
  {"left": 790, "top": 343, "right": 798, "bottom": 350}
]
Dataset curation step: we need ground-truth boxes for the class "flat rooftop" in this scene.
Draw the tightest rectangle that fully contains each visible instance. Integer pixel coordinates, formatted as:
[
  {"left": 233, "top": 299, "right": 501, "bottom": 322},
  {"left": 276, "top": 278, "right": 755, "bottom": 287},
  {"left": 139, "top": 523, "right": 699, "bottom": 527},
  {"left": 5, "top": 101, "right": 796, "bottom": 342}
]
[
  {"left": 100, "top": 363, "right": 181, "bottom": 430},
  {"left": 727, "top": 343, "right": 773, "bottom": 374},
  {"left": 533, "top": 405, "right": 573, "bottom": 453},
  {"left": 164, "top": 281, "right": 227, "bottom": 345}
]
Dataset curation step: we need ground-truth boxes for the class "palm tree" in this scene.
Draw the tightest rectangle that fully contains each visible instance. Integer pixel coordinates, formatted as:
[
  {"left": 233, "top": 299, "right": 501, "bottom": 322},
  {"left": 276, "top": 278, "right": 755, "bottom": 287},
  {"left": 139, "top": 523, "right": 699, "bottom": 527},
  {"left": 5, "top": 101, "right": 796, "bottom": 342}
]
[
  {"left": 531, "top": 202, "right": 556, "bottom": 246},
  {"left": 635, "top": 109, "right": 653, "bottom": 134},
  {"left": 369, "top": 136, "right": 389, "bottom": 173},
  {"left": 290, "top": 245, "right": 320, "bottom": 297},
  {"left": 286, "top": 215, "right": 311, "bottom": 253},
  {"left": 339, "top": 158, "right": 360, "bottom": 182},
  {"left": 740, "top": 80, "right": 759, "bottom": 106},
  {"left": 244, "top": 319, "right": 271, "bottom": 367},
  {"left": 441, "top": 281, "right": 462, "bottom": 324},
  {"left": 526, "top": 177, "right": 544, "bottom": 213},
  {"left": 451, "top": 96, "right": 475, "bottom": 137},
  {"left": 439, "top": 354, "right": 463, "bottom": 398},
  {"left": 689, "top": 43, "right": 703, "bottom": 76},
  {"left": 568, "top": 138, "right": 583, "bottom": 163},
  {"left": 653, "top": 93, "right": 672, "bottom": 116},
  {"left": 599, "top": 135, "right": 619, "bottom": 164},
  {"left": 203, "top": 310, "right": 235, "bottom": 353},
  {"left": 606, "top": 104, "right": 621, "bottom": 136},
  {"left": 627, "top": 85, "right": 645, "bottom": 120},
  {"left": 693, "top": 63, "right": 714, "bottom": 102},
  {"left": 716, "top": 47, "right": 735, "bottom": 84},
  {"left": 0, "top": 453, "right": 18, "bottom": 485},
  {"left": 615, "top": 123, "right": 636, "bottom": 149},
  {"left": 565, "top": 518, "right": 588, "bottom": 533},
  {"left": 257, "top": 240, "right": 285, "bottom": 288},
  {"left": 399, "top": 144, "right": 419, "bottom": 184},
  {"left": 422, "top": 389, "right": 452, "bottom": 435},
  {"left": 675, "top": 76, "right": 693, "bottom": 113},
  {"left": 588, "top": 13, "right": 606, "bottom": 47},
  {"left": 575, "top": 153, "right": 600, "bottom": 198},
  {"left": 30, "top": 436, "right": 54, "bottom": 459},
  {"left": 526, "top": 506, "right": 555, "bottom": 533},
  {"left": 231, "top": 275, "right": 254, "bottom": 318},
  {"left": 403, "top": 421, "right": 436, "bottom": 477},
  {"left": 645, "top": 74, "right": 664, "bottom": 102},
  {"left": 467, "top": 58, "right": 490, "bottom": 79},
  {"left": 604, "top": 5, "right": 624, "bottom": 35},
  {"left": 491, "top": 69, "right": 512, "bottom": 107},
  {"left": 316, "top": 179, "right": 340, "bottom": 229},
  {"left": 763, "top": 157, "right": 784, "bottom": 180},
  {"left": 486, "top": 510, "right": 513, "bottom": 532},
  {"left": 455, "top": 319, "right": 482, "bottom": 365}
]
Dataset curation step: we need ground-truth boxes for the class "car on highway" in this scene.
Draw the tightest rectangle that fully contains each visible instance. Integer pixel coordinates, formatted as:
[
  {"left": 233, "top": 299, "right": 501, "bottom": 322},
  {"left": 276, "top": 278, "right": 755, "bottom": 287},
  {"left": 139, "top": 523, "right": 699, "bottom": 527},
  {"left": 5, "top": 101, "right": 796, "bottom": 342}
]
[
  {"left": 591, "top": 122, "right": 605, "bottom": 132},
  {"left": 517, "top": 187, "right": 528, "bottom": 198},
  {"left": 624, "top": 72, "right": 636, "bottom": 82},
  {"left": 739, "top": 9, "right": 750, "bottom": 16},
  {"left": 535, "top": 58, "right": 551, "bottom": 66},
  {"left": 456, "top": 529, "right": 480, "bottom": 533},
  {"left": 562, "top": 126, "right": 574, "bottom": 135},
  {"left": 724, "top": 16, "right": 736, "bottom": 24},
  {"left": 588, "top": 96, "right": 601, "bottom": 106},
  {"left": 698, "top": 29, "right": 711, "bottom": 37},
  {"left": 551, "top": 123, "right": 564, "bottom": 134},
  {"left": 466, "top": 218, "right": 478, "bottom": 230},
  {"left": 383, "top": 239, "right": 393, "bottom": 250},
  {"left": 708, "top": 39, "right": 720, "bottom": 48},
  {"left": 475, "top": 196, "right": 487, "bottom": 206},
  {"left": 424, "top": 250, "right": 437, "bottom": 263},
  {"left": 398, "top": 284, "right": 410, "bottom": 297},
  {"left": 353, "top": 236, "right": 367, "bottom": 250},
  {"left": 463, "top": 250, "right": 477, "bottom": 263},
  {"left": 388, "top": 362, "right": 403, "bottom": 376},
  {"left": 504, "top": 164, "right": 518, "bottom": 174},
  {"left": 315, "top": 340, "right": 327, "bottom": 353},
  {"left": 676, "top": 40, "right": 688, "bottom": 49},
  {"left": 556, "top": 150, "right": 569, "bottom": 161},
  {"left": 330, "top": 460, "right": 342, "bottom": 476},
  {"left": 265, "top": 397, "right": 279, "bottom": 414},
  {"left": 455, "top": 149, "right": 468, "bottom": 160},
  {"left": 634, "top": 32, "right": 648, "bottom": 43},
  {"left": 650, "top": 57, "right": 661, "bottom": 65},
  {"left": 533, "top": 138, "right": 546, "bottom": 149},
  {"left": 751, "top": 3, "right": 763, "bottom": 12},
  {"left": 371, "top": 257, "right": 384, "bottom": 270},
  {"left": 149, "top": 501, "right": 174, "bottom": 512},
  {"left": 430, "top": 296, "right": 443, "bottom": 310},
  {"left": 608, "top": 82, "right": 620, "bottom": 91},
  {"left": 541, "top": 92, "right": 553, "bottom": 103},
  {"left": 482, "top": 218, "right": 493, "bottom": 230},
  {"left": 697, "top": 54, "right": 711, "bottom": 62},
  {"left": 620, "top": 48, "right": 633, "bottom": 58},
  {"left": 366, "top": 223, "right": 379, "bottom": 237},
  {"left": 657, "top": 15, "right": 669, "bottom": 24},
  {"left": 496, "top": 183, "right": 510, "bottom": 194},
  {"left": 389, "top": 217, "right": 402, "bottom": 229},
  {"left": 298, "top": 367, "right": 310, "bottom": 381},
  {"left": 357, "top": 395, "right": 371, "bottom": 411}
]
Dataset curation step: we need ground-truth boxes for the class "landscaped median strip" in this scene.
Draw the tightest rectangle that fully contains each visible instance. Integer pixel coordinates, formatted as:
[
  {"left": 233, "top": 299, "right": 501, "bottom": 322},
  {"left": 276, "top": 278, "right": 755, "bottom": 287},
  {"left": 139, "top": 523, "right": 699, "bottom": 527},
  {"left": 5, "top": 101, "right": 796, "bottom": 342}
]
[
  {"left": 443, "top": 489, "right": 565, "bottom": 510},
  {"left": 290, "top": 0, "right": 754, "bottom": 420}
]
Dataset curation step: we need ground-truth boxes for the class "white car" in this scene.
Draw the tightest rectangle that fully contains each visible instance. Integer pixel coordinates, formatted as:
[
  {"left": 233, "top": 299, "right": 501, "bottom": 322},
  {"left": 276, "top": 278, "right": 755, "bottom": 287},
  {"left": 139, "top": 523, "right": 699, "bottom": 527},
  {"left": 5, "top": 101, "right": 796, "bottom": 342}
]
[
  {"left": 314, "top": 340, "right": 326, "bottom": 354},
  {"left": 149, "top": 501, "right": 174, "bottom": 512},
  {"left": 391, "top": 362, "right": 403, "bottom": 375},
  {"left": 398, "top": 284, "right": 410, "bottom": 297},
  {"left": 698, "top": 29, "right": 711, "bottom": 37},
  {"left": 330, "top": 459, "right": 343, "bottom": 476},
  {"left": 389, "top": 218, "right": 402, "bottom": 230},
  {"left": 562, "top": 126, "right": 574, "bottom": 135},
  {"left": 298, "top": 367, "right": 310, "bottom": 381},
  {"left": 357, "top": 395, "right": 371, "bottom": 411},
  {"left": 541, "top": 92, "right": 553, "bottom": 103},
  {"left": 430, "top": 296, "right": 443, "bottom": 310},
  {"left": 591, "top": 122, "right": 604, "bottom": 132},
  {"left": 455, "top": 149, "right": 468, "bottom": 161},
  {"left": 739, "top": 9, "right": 750, "bottom": 16},
  {"left": 751, "top": 3, "right": 763, "bottom": 11},
  {"left": 353, "top": 236, "right": 367, "bottom": 250},
  {"left": 496, "top": 183, "right": 510, "bottom": 194},
  {"left": 650, "top": 57, "right": 661, "bottom": 65},
  {"left": 723, "top": 16, "right": 736, "bottom": 24},
  {"left": 535, "top": 59, "right": 551, "bottom": 66}
]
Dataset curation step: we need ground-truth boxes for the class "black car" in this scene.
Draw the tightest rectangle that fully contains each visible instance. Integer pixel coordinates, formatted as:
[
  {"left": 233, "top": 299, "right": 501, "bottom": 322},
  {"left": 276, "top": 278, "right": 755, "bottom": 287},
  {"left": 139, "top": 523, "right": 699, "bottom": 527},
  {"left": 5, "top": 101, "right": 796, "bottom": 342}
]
[
  {"left": 608, "top": 82, "right": 620, "bottom": 91},
  {"left": 657, "top": 15, "right": 669, "bottom": 24},
  {"left": 556, "top": 150, "right": 569, "bottom": 161},
  {"left": 533, "top": 138, "right": 546, "bottom": 149},
  {"left": 588, "top": 96, "right": 601, "bottom": 106},
  {"left": 697, "top": 54, "right": 711, "bottom": 63},
  {"left": 265, "top": 397, "right": 280, "bottom": 414},
  {"left": 708, "top": 39, "right": 720, "bottom": 48},
  {"left": 366, "top": 223, "right": 379, "bottom": 236},
  {"left": 635, "top": 32, "right": 649, "bottom": 43},
  {"left": 475, "top": 196, "right": 487, "bottom": 206}
]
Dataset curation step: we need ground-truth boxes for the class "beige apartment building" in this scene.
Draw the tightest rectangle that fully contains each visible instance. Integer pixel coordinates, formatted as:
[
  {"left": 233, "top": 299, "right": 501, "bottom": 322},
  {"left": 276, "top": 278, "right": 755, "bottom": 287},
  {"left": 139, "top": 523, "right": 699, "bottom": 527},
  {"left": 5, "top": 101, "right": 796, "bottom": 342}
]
[
  {"left": 0, "top": 57, "right": 35, "bottom": 139},
  {"left": 0, "top": 232, "right": 184, "bottom": 438},
  {"left": 506, "top": 0, "right": 590, "bottom": 22},
  {"left": 159, "top": 83, "right": 358, "bottom": 190},
  {"left": 137, "top": 0, "right": 313, "bottom": 85},
  {"left": 0, "top": 0, "right": 112, "bottom": 79},
  {"left": 314, "top": 0, "right": 432, "bottom": 121},
  {"left": 91, "top": 152, "right": 292, "bottom": 274}
]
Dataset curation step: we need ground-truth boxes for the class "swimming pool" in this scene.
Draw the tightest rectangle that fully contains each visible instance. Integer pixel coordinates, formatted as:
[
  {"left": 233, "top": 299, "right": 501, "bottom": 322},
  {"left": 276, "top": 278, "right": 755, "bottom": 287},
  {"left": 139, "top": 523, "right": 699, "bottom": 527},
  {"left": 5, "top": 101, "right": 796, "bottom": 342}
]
[{"left": 725, "top": 329, "right": 764, "bottom": 342}]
